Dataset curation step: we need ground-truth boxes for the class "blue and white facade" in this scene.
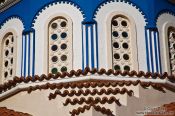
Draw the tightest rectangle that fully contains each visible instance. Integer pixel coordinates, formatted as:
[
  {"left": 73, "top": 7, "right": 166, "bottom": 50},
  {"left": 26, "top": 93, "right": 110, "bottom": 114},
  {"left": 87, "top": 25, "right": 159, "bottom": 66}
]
[
  {"left": 0, "top": 0, "right": 175, "bottom": 80},
  {"left": 0, "top": 1, "right": 175, "bottom": 116}
]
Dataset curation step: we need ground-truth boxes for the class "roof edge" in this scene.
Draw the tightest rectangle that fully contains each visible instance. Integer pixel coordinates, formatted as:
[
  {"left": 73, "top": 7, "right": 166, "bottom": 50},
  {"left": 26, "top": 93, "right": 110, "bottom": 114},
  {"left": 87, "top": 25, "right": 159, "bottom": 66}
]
[{"left": 0, "top": 75, "right": 175, "bottom": 101}]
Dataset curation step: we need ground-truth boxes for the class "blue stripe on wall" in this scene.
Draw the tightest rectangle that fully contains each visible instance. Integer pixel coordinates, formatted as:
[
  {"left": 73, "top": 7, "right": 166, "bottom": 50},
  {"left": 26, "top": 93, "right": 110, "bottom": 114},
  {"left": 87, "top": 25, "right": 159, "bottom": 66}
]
[
  {"left": 95, "top": 23, "right": 99, "bottom": 69},
  {"left": 145, "top": 29, "right": 150, "bottom": 72},
  {"left": 91, "top": 25, "right": 94, "bottom": 68},
  {"left": 81, "top": 24, "right": 85, "bottom": 70},
  {"left": 154, "top": 31, "right": 159, "bottom": 73},
  {"left": 24, "top": 34, "right": 27, "bottom": 77},
  {"left": 28, "top": 33, "right": 31, "bottom": 76},
  {"left": 85, "top": 25, "right": 89, "bottom": 67},
  {"left": 32, "top": 30, "right": 35, "bottom": 76},
  {"left": 157, "top": 31, "right": 162, "bottom": 74},
  {"left": 21, "top": 35, "right": 24, "bottom": 77},
  {"left": 149, "top": 30, "right": 154, "bottom": 72}
]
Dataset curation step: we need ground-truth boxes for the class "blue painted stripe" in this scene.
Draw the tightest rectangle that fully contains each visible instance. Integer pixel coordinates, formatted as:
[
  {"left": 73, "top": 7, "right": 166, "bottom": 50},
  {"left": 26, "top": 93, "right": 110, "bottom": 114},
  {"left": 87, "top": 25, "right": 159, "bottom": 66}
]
[
  {"left": 157, "top": 31, "right": 162, "bottom": 74},
  {"left": 24, "top": 34, "right": 27, "bottom": 77},
  {"left": 85, "top": 25, "right": 89, "bottom": 67},
  {"left": 81, "top": 24, "right": 85, "bottom": 70},
  {"left": 154, "top": 31, "right": 159, "bottom": 73},
  {"left": 28, "top": 33, "right": 30, "bottom": 76},
  {"left": 149, "top": 30, "right": 154, "bottom": 72},
  {"left": 32, "top": 31, "right": 35, "bottom": 76},
  {"left": 95, "top": 23, "right": 99, "bottom": 69},
  {"left": 145, "top": 28, "right": 150, "bottom": 72},
  {"left": 21, "top": 35, "right": 24, "bottom": 77},
  {"left": 91, "top": 25, "right": 94, "bottom": 68}
]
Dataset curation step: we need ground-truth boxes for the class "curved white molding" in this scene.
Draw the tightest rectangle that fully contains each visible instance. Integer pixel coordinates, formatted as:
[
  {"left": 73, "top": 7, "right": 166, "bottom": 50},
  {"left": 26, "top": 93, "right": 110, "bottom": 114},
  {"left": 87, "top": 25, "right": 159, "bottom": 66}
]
[
  {"left": 33, "top": 2, "right": 84, "bottom": 75},
  {"left": 157, "top": 13, "right": 175, "bottom": 74},
  {"left": 0, "top": 75, "right": 174, "bottom": 101},
  {"left": 0, "top": 18, "right": 24, "bottom": 83},
  {"left": 95, "top": 1, "right": 147, "bottom": 71}
]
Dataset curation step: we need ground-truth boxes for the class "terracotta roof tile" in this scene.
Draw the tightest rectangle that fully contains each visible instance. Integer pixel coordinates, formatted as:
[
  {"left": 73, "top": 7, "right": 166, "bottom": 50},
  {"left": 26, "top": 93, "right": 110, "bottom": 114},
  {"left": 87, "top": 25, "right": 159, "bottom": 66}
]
[
  {"left": 70, "top": 104, "right": 115, "bottom": 116},
  {"left": 48, "top": 87, "right": 133, "bottom": 100},
  {"left": 145, "top": 102, "right": 175, "bottom": 116},
  {"left": 0, "top": 67, "right": 174, "bottom": 94},
  {"left": 0, "top": 107, "right": 32, "bottom": 116},
  {"left": 63, "top": 96, "right": 121, "bottom": 106}
]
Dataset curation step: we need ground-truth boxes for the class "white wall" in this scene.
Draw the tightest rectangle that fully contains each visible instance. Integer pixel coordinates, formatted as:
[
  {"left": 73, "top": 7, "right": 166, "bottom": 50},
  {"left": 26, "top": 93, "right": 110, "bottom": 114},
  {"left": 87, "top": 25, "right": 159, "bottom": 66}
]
[
  {"left": 0, "top": 18, "right": 24, "bottom": 83},
  {"left": 33, "top": 2, "right": 84, "bottom": 75},
  {"left": 95, "top": 1, "right": 147, "bottom": 71},
  {"left": 157, "top": 13, "right": 175, "bottom": 74}
]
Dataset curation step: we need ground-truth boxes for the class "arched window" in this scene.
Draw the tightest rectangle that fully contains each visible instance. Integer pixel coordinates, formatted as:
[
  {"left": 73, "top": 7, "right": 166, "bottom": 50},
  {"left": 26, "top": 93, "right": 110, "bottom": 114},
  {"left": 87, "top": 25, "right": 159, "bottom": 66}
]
[
  {"left": 111, "top": 15, "right": 134, "bottom": 71},
  {"left": 48, "top": 17, "right": 73, "bottom": 74},
  {"left": 167, "top": 27, "right": 175, "bottom": 74},
  {"left": 1, "top": 32, "right": 16, "bottom": 81}
]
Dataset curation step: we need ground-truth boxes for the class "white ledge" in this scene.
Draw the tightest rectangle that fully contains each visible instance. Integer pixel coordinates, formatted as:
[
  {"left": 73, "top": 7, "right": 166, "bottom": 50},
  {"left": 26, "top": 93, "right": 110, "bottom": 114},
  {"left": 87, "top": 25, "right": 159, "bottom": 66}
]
[{"left": 0, "top": 75, "right": 175, "bottom": 100}]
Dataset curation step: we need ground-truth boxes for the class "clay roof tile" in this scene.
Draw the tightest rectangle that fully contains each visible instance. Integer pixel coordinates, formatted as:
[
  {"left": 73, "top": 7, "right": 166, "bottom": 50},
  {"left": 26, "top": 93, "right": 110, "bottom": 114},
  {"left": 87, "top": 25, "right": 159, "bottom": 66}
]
[{"left": 0, "top": 107, "right": 32, "bottom": 116}]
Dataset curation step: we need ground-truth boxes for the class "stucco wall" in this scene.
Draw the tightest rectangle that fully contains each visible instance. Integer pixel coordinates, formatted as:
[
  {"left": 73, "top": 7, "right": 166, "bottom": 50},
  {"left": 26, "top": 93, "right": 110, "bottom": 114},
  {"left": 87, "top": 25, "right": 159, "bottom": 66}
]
[{"left": 0, "top": 85, "right": 174, "bottom": 116}]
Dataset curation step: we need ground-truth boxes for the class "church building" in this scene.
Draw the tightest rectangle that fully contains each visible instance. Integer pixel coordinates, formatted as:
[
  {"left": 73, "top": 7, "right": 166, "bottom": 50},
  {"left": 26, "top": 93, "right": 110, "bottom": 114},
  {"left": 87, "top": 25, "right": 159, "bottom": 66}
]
[{"left": 0, "top": 0, "right": 175, "bottom": 116}]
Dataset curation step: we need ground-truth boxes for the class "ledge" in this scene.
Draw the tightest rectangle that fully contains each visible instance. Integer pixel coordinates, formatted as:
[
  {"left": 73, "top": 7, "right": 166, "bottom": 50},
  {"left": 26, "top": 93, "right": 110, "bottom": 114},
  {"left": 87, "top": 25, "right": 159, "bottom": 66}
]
[
  {"left": 0, "top": 67, "right": 175, "bottom": 101},
  {"left": 0, "top": 75, "right": 175, "bottom": 101}
]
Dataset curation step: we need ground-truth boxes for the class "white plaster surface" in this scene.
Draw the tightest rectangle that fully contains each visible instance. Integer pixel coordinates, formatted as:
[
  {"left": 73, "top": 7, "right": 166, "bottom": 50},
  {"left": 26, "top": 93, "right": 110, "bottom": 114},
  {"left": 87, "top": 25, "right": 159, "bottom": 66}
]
[
  {"left": 33, "top": 3, "right": 84, "bottom": 75},
  {"left": 0, "top": 83, "right": 174, "bottom": 116},
  {"left": 0, "top": 18, "right": 24, "bottom": 83},
  {"left": 95, "top": 1, "right": 147, "bottom": 71},
  {"left": 157, "top": 13, "right": 175, "bottom": 74}
]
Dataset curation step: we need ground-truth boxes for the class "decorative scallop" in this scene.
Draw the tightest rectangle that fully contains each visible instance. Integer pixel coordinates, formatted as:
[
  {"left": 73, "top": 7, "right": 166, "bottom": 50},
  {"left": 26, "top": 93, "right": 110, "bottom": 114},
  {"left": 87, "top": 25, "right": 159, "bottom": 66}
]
[
  {"left": 0, "top": 16, "right": 24, "bottom": 30},
  {"left": 32, "top": 1, "right": 85, "bottom": 27},
  {"left": 156, "top": 10, "right": 175, "bottom": 22},
  {"left": 93, "top": 0, "right": 147, "bottom": 23}
]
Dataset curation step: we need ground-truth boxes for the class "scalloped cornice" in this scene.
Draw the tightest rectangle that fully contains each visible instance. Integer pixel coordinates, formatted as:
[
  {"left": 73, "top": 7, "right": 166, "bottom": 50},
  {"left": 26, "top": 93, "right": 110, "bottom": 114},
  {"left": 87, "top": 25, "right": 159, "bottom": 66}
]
[
  {"left": 31, "top": 0, "right": 85, "bottom": 27},
  {"left": 93, "top": 0, "right": 147, "bottom": 23},
  {"left": 0, "top": 16, "right": 24, "bottom": 29}
]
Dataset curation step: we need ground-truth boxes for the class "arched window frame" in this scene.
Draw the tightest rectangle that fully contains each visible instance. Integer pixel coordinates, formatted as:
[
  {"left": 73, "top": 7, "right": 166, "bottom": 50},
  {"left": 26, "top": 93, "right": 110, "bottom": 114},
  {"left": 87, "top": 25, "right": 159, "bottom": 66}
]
[
  {"left": 48, "top": 15, "right": 73, "bottom": 74},
  {"left": 157, "top": 13, "right": 175, "bottom": 74},
  {"left": 167, "top": 26, "right": 175, "bottom": 74},
  {"left": 106, "top": 12, "right": 138, "bottom": 71},
  {"left": 33, "top": 3, "right": 84, "bottom": 75},
  {"left": 94, "top": 1, "right": 147, "bottom": 72},
  {"left": 0, "top": 30, "right": 17, "bottom": 83},
  {"left": 163, "top": 24, "right": 175, "bottom": 74}
]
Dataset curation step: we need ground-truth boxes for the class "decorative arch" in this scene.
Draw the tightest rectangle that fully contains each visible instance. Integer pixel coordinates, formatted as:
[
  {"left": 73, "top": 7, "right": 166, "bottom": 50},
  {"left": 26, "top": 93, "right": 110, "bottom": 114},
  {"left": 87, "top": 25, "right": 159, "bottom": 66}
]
[
  {"left": 156, "top": 10, "right": 175, "bottom": 22},
  {"left": 33, "top": 1, "right": 84, "bottom": 75},
  {"left": 93, "top": 0, "right": 147, "bottom": 22},
  {"left": 31, "top": 1, "right": 85, "bottom": 26},
  {"left": 0, "top": 17, "right": 24, "bottom": 83},
  {"left": 157, "top": 12, "right": 175, "bottom": 74},
  {"left": 0, "top": 16, "right": 24, "bottom": 29},
  {"left": 94, "top": 1, "right": 147, "bottom": 72}
]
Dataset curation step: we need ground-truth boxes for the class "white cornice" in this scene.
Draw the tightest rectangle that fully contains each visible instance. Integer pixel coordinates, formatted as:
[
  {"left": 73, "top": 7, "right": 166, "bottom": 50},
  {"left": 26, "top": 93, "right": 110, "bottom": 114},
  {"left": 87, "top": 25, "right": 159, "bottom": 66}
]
[{"left": 0, "top": 75, "right": 175, "bottom": 100}]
